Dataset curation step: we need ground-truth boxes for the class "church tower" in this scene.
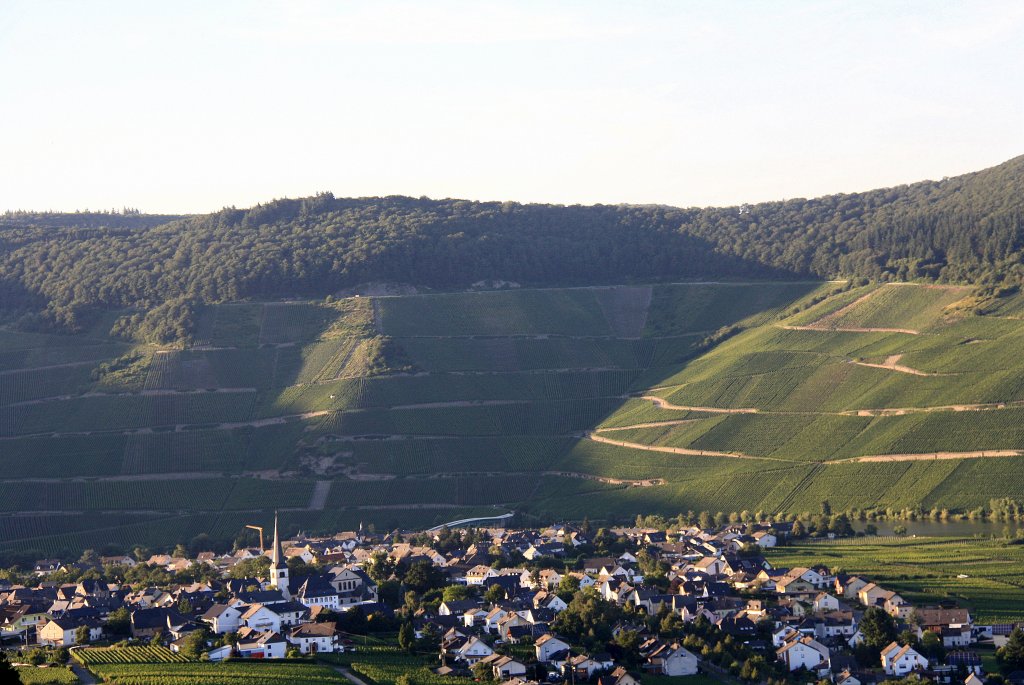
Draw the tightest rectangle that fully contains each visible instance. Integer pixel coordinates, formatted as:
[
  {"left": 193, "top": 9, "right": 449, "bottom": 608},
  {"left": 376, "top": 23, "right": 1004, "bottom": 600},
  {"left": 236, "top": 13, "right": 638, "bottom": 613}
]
[{"left": 269, "top": 512, "right": 290, "bottom": 599}]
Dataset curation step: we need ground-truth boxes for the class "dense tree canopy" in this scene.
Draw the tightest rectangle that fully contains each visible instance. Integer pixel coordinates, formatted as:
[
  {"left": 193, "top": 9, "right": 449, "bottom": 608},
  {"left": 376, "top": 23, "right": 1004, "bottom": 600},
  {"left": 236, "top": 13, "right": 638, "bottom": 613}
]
[{"left": 3, "top": 154, "right": 1024, "bottom": 338}]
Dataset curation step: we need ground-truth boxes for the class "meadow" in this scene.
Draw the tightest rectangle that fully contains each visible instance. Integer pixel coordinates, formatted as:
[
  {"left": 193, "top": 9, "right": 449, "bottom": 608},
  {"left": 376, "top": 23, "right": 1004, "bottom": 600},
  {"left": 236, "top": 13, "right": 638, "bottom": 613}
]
[{"left": 4, "top": 282, "right": 1024, "bottom": 556}]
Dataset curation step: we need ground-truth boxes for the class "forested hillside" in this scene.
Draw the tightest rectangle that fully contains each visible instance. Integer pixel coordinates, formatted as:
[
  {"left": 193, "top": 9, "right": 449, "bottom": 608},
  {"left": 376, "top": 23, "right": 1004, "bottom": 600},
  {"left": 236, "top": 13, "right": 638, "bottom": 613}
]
[{"left": 2, "top": 154, "right": 1023, "bottom": 340}]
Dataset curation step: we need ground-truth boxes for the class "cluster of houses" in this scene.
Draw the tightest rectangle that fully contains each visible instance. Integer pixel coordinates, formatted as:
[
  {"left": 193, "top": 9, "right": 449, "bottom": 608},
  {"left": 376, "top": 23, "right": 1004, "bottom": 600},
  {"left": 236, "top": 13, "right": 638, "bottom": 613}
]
[
  {"left": 406, "top": 523, "right": 1014, "bottom": 684},
  {"left": 1, "top": 516, "right": 378, "bottom": 659},
  {"left": 2, "top": 518, "right": 1021, "bottom": 685}
]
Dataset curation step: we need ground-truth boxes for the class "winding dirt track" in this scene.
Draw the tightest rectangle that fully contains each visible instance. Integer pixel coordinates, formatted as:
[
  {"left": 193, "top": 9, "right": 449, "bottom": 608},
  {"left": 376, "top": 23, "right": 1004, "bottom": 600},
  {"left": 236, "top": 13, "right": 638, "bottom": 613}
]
[
  {"left": 836, "top": 450, "right": 1023, "bottom": 463},
  {"left": 595, "top": 419, "right": 705, "bottom": 432},
  {"left": 587, "top": 432, "right": 777, "bottom": 461},
  {"left": 850, "top": 354, "right": 948, "bottom": 377},
  {"left": 642, "top": 395, "right": 758, "bottom": 414},
  {"left": 779, "top": 324, "right": 919, "bottom": 335},
  {"left": 586, "top": 433, "right": 1022, "bottom": 464}
]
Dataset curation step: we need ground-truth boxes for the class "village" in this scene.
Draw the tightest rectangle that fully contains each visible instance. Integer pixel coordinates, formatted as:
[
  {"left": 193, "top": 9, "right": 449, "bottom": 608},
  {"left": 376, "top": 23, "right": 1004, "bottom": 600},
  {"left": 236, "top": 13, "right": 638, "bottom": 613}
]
[{"left": 2, "top": 516, "right": 1023, "bottom": 685}]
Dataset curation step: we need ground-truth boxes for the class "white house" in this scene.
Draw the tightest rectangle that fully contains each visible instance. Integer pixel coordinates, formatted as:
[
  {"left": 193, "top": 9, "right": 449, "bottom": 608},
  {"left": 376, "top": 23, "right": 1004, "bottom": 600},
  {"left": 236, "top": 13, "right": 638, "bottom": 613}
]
[
  {"left": 482, "top": 607, "right": 508, "bottom": 633},
  {"left": 536, "top": 634, "right": 571, "bottom": 663},
  {"left": 289, "top": 622, "right": 341, "bottom": 655},
  {"left": 240, "top": 604, "right": 282, "bottom": 633},
  {"left": 647, "top": 643, "right": 699, "bottom": 676},
  {"left": 881, "top": 642, "right": 929, "bottom": 676},
  {"left": 462, "top": 607, "right": 489, "bottom": 628},
  {"left": 813, "top": 592, "right": 840, "bottom": 613},
  {"left": 201, "top": 604, "right": 243, "bottom": 634},
  {"left": 789, "top": 567, "right": 832, "bottom": 589},
  {"left": 480, "top": 653, "right": 528, "bottom": 680},
  {"left": 38, "top": 618, "right": 102, "bottom": 647},
  {"left": 236, "top": 628, "right": 287, "bottom": 659},
  {"left": 777, "top": 636, "right": 830, "bottom": 672},
  {"left": 449, "top": 636, "right": 494, "bottom": 665},
  {"left": 465, "top": 565, "right": 498, "bottom": 586}
]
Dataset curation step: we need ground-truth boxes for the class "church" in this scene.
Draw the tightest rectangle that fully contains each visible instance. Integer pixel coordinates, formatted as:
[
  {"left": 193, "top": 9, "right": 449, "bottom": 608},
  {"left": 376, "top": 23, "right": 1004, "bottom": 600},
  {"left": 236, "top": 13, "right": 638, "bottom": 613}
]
[{"left": 266, "top": 513, "right": 378, "bottom": 610}]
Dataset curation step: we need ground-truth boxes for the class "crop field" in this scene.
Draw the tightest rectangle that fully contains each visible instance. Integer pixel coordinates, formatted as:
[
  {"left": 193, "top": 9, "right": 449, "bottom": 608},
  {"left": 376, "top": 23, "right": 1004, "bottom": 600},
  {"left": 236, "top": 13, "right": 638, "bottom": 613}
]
[
  {"left": 6, "top": 282, "right": 1024, "bottom": 554},
  {"left": 322, "top": 641, "right": 468, "bottom": 685},
  {"left": 766, "top": 537, "right": 1024, "bottom": 623},
  {"left": 816, "top": 284, "right": 969, "bottom": 331},
  {"left": 314, "top": 398, "right": 621, "bottom": 437},
  {"left": 73, "top": 646, "right": 187, "bottom": 665},
  {"left": 0, "top": 478, "right": 237, "bottom": 512},
  {"left": 0, "top": 513, "right": 214, "bottom": 558},
  {"left": 15, "top": 667, "right": 78, "bottom": 684},
  {"left": 343, "top": 436, "right": 575, "bottom": 475},
  {"left": 327, "top": 474, "right": 546, "bottom": 507},
  {"left": 0, "top": 364, "right": 97, "bottom": 405},
  {"left": 377, "top": 288, "right": 615, "bottom": 336},
  {"left": 0, "top": 391, "right": 257, "bottom": 436},
  {"left": 87, "top": 661, "right": 344, "bottom": 684},
  {"left": 643, "top": 282, "right": 823, "bottom": 336}
]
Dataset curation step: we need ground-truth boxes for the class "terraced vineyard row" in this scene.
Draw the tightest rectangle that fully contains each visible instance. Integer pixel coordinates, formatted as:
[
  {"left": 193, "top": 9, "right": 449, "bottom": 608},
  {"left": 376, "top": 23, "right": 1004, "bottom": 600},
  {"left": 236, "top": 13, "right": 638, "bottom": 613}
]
[
  {"left": 88, "top": 662, "right": 344, "bottom": 684},
  {"left": 73, "top": 645, "right": 187, "bottom": 664},
  {"left": 327, "top": 474, "right": 542, "bottom": 507},
  {"left": 315, "top": 397, "right": 620, "bottom": 436},
  {"left": 344, "top": 436, "right": 576, "bottom": 475},
  {"left": 0, "top": 391, "right": 257, "bottom": 436}
]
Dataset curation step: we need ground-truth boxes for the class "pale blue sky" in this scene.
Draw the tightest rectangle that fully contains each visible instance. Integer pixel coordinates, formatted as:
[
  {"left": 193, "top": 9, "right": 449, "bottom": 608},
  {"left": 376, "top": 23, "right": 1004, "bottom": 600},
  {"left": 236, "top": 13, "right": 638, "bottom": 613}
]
[{"left": 2, "top": 1, "right": 1023, "bottom": 213}]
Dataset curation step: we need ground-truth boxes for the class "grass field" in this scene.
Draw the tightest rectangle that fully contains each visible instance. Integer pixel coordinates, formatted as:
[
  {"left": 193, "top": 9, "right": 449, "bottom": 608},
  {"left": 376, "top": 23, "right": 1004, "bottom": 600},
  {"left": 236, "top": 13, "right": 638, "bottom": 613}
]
[
  {"left": 766, "top": 537, "right": 1024, "bottom": 623},
  {"left": 5, "top": 282, "right": 1024, "bottom": 557}
]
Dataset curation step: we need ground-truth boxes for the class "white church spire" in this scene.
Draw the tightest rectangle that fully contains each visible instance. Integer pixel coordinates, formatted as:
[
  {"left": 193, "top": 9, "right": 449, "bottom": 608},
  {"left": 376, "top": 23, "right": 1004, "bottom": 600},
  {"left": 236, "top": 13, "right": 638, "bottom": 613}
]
[
  {"left": 269, "top": 511, "right": 290, "bottom": 598},
  {"left": 271, "top": 510, "right": 281, "bottom": 567}
]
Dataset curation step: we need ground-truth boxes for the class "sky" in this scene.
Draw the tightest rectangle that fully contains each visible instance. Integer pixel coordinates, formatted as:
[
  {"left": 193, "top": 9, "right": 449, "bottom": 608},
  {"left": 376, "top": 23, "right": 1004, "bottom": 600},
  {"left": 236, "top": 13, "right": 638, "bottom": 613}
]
[{"left": 2, "top": 1, "right": 1024, "bottom": 214}]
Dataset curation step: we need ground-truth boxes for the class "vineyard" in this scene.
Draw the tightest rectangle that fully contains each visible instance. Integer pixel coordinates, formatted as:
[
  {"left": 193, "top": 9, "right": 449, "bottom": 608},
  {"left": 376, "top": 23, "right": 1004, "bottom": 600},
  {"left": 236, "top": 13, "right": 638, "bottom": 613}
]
[
  {"left": 814, "top": 284, "right": 968, "bottom": 332},
  {"left": 322, "top": 642, "right": 467, "bottom": 685},
  {"left": 87, "top": 661, "right": 344, "bottom": 684},
  {"left": 15, "top": 667, "right": 78, "bottom": 684},
  {"left": 73, "top": 645, "right": 187, "bottom": 665},
  {"left": 766, "top": 537, "right": 1024, "bottom": 623},
  {"left": 377, "top": 288, "right": 615, "bottom": 337},
  {"left": 5, "top": 282, "right": 1024, "bottom": 553}
]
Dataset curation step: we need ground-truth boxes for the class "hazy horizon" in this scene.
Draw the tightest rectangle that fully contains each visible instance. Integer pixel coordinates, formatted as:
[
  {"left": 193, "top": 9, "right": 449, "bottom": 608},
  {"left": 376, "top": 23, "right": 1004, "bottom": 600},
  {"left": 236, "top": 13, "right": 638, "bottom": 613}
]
[{"left": 3, "top": 0, "right": 1023, "bottom": 214}]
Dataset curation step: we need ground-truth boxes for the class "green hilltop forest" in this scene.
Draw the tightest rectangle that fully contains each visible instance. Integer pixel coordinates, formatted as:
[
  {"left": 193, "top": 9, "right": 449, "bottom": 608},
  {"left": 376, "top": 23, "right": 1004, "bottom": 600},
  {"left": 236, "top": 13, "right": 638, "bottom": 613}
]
[
  {"left": 2, "top": 155, "right": 1024, "bottom": 560},
  {"left": 3, "top": 153, "right": 1024, "bottom": 337}
]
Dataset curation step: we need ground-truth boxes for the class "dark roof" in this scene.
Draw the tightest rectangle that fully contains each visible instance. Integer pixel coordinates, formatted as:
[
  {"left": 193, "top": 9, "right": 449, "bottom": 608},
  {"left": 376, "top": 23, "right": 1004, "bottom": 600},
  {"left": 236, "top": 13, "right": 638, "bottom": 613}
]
[
  {"left": 131, "top": 607, "right": 185, "bottom": 630},
  {"left": 441, "top": 599, "right": 480, "bottom": 613},
  {"left": 236, "top": 589, "right": 286, "bottom": 604}
]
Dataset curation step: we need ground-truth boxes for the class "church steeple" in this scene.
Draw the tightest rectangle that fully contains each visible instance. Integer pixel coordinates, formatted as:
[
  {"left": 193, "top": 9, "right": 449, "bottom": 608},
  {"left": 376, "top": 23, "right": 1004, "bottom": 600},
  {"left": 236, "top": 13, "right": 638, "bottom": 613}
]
[
  {"left": 271, "top": 511, "right": 281, "bottom": 567},
  {"left": 269, "top": 511, "right": 290, "bottom": 599}
]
